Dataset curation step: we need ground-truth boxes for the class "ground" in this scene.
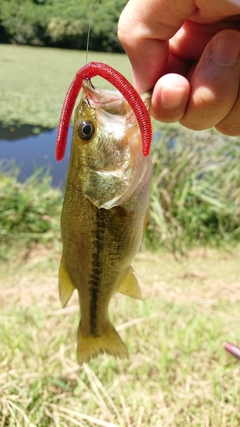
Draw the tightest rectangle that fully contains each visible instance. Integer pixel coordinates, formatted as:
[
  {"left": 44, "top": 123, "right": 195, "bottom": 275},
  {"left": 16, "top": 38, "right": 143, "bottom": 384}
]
[{"left": 1, "top": 246, "right": 240, "bottom": 426}]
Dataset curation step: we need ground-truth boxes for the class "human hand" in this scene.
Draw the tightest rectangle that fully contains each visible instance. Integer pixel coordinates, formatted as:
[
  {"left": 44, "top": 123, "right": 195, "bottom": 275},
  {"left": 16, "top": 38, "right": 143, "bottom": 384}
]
[{"left": 118, "top": 0, "right": 240, "bottom": 135}]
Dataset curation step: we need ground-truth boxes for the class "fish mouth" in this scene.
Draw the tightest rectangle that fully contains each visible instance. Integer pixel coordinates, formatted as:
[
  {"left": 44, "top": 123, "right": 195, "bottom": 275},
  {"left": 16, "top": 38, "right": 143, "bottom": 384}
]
[
  {"left": 82, "top": 79, "right": 152, "bottom": 121},
  {"left": 82, "top": 79, "right": 132, "bottom": 116}
]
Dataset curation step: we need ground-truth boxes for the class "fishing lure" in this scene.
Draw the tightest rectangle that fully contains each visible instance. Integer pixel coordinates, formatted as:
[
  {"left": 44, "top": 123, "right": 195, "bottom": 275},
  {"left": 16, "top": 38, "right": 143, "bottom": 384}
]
[
  {"left": 56, "top": 62, "right": 152, "bottom": 161},
  {"left": 224, "top": 342, "right": 240, "bottom": 359}
]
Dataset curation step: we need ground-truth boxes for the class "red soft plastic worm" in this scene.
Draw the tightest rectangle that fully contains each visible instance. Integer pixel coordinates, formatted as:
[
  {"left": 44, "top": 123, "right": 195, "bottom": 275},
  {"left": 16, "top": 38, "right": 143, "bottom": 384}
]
[{"left": 56, "top": 62, "right": 152, "bottom": 161}]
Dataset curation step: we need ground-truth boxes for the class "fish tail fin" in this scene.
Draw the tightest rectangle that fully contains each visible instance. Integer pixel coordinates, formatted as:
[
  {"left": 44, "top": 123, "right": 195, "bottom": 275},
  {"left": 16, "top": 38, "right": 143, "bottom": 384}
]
[{"left": 77, "top": 321, "right": 128, "bottom": 365}]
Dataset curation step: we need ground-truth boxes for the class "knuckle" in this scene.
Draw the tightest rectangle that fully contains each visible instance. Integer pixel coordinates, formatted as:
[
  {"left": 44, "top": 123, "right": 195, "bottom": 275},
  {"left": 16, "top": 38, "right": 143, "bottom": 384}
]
[
  {"left": 179, "top": 118, "right": 207, "bottom": 131},
  {"left": 216, "top": 121, "right": 240, "bottom": 136}
]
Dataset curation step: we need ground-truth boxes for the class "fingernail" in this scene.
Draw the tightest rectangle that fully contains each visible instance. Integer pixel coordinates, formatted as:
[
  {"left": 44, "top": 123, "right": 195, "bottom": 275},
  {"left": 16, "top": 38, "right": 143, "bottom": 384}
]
[
  {"left": 160, "top": 85, "right": 186, "bottom": 110},
  {"left": 211, "top": 32, "right": 240, "bottom": 66}
]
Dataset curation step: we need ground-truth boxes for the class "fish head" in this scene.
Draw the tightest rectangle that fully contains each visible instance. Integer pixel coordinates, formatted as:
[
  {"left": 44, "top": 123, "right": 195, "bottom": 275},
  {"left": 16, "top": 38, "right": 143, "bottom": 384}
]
[{"left": 69, "top": 79, "right": 152, "bottom": 209}]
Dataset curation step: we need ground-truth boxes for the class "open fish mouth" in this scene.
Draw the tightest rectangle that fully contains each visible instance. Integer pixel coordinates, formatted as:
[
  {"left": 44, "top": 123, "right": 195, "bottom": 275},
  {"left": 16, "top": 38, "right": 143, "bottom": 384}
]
[
  {"left": 82, "top": 79, "right": 133, "bottom": 116},
  {"left": 82, "top": 78, "right": 152, "bottom": 119}
]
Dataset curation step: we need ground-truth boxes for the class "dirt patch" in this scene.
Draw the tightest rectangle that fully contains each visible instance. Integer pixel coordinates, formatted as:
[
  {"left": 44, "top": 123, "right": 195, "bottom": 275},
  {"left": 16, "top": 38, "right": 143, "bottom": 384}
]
[
  {"left": 134, "top": 249, "right": 240, "bottom": 308},
  {"left": 1, "top": 247, "right": 240, "bottom": 312}
]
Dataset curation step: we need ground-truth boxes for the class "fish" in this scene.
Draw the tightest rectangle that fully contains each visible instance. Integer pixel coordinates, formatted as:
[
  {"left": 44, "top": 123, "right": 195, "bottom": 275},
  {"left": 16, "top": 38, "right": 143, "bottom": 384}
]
[{"left": 58, "top": 79, "right": 153, "bottom": 364}]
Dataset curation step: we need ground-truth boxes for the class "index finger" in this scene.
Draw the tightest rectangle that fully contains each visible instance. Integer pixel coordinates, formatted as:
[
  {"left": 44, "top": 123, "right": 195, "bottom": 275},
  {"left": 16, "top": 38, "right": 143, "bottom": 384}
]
[{"left": 118, "top": 0, "right": 196, "bottom": 93}]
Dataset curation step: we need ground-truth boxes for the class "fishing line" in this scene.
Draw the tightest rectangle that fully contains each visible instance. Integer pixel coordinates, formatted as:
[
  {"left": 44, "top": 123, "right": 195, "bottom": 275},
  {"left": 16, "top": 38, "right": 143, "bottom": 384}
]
[{"left": 85, "top": 0, "right": 101, "bottom": 64}]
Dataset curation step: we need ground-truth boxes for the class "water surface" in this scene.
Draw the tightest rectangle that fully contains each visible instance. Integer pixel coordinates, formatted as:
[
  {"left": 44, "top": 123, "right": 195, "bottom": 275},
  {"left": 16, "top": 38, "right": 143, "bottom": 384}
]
[{"left": 0, "top": 126, "right": 71, "bottom": 187}]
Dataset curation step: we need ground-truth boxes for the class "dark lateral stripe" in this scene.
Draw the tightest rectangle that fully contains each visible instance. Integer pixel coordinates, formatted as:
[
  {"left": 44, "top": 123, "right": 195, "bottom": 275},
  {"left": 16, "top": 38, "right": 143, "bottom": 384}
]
[{"left": 89, "top": 208, "right": 105, "bottom": 336}]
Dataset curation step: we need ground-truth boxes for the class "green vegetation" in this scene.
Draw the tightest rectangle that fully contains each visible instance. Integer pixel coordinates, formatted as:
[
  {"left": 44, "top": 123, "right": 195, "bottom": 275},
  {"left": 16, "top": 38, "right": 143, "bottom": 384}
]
[
  {"left": 0, "top": 44, "right": 131, "bottom": 128},
  {"left": 0, "top": 164, "right": 62, "bottom": 259},
  {"left": 0, "top": 0, "right": 126, "bottom": 51},
  {"left": 146, "top": 126, "right": 240, "bottom": 253},
  {"left": 1, "top": 247, "right": 240, "bottom": 426}
]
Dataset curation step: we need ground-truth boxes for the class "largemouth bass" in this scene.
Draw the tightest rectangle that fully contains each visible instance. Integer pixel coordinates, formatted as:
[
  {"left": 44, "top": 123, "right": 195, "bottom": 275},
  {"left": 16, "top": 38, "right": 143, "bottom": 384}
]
[{"left": 58, "top": 79, "right": 152, "bottom": 364}]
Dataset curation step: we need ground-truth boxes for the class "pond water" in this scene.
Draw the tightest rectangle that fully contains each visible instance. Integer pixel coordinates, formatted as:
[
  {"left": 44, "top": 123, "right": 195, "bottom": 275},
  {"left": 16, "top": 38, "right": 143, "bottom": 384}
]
[
  {"left": 0, "top": 125, "right": 71, "bottom": 187},
  {"left": 0, "top": 125, "right": 175, "bottom": 188}
]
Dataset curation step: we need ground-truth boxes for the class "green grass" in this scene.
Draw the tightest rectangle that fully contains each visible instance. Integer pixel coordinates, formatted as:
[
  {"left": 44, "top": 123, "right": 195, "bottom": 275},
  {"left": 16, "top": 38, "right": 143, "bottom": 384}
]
[
  {"left": 145, "top": 127, "right": 240, "bottom": 252},
  {"left": 0, "top": 44, "right": 131, "bottom": 129},
  {"left": 1, "top": 248, "right": 240, "bottom": 426},
  {"left": 0, "top": 164, "right": 62, "bottom": 259}
]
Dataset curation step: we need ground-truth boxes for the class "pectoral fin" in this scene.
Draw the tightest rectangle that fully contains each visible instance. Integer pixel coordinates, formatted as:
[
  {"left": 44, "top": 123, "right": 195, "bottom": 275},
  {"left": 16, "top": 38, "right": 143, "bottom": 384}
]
[
  {"left": 117, "top": 266, "right": 142, "bottom": 300},
  {"left": 58, "top": 256, "right": 75, "bottom": 307}
]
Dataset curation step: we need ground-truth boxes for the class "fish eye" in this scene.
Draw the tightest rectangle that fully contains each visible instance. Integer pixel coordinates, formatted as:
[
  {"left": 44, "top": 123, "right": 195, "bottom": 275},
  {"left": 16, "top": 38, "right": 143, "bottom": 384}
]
[{"left": 78, "top": 120, "right": 95, "bottom": 140}]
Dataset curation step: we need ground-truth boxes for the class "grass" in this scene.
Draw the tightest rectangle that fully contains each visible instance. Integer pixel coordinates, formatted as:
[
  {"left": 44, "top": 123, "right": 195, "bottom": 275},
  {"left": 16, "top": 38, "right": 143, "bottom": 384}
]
[
  {"left": 0, "top": 44, "right": 131, "bottom": 129},
  {"left": 1, "top": 247, "right": 240, "bottom": 426},
  {"left": 145, "top": 127, "right": 240, "bottom": 252},
  {"left": 0, "top": 164, "right": 62, "bottom": 259}
]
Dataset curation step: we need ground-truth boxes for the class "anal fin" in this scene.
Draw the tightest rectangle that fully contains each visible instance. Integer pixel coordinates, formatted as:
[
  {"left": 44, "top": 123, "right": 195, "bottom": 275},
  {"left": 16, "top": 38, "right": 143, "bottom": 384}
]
[
  {"left": 117, "top": 266, "right": 142, "bottom": 300},
  {"left": 58, "top": 256, "right": 75, "bottom": 307}
]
